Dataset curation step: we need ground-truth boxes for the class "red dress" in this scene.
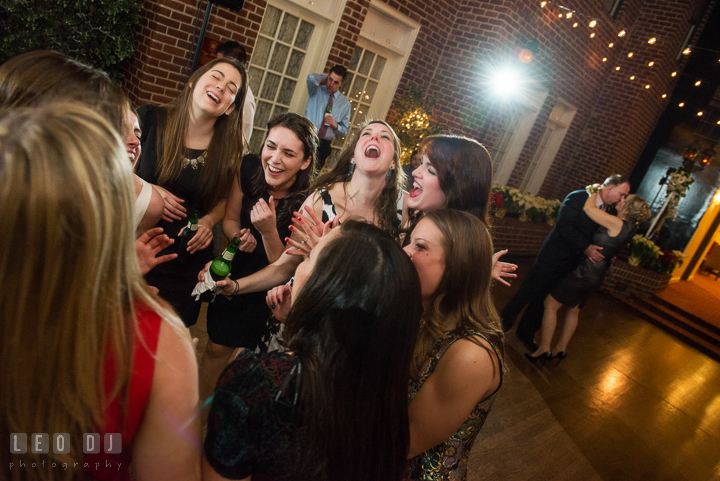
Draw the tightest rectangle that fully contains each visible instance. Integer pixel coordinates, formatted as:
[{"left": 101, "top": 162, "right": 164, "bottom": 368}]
[{"left": 84, "top": 303, "right": 162, "bottom": 481}]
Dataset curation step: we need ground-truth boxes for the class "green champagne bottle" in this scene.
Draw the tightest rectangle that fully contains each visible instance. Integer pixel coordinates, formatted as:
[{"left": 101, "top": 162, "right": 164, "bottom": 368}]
[
  {"left": 199, "top": 236, "right": 241, "bottom": 302},
  {"left": 177, "top": 211, "right": 199, "bottom": 265},
  {"left": 323, "top": 101, "right": 332, "bottom": 126}
]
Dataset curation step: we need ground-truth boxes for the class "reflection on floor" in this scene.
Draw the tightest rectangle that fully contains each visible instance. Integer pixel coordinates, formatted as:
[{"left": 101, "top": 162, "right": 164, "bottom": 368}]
[
  {"left": 658, "top": 272, "right": 720, "bottom": 329},
  {"left": 468, "top": 257, "right": 720, "bottom": 481}
]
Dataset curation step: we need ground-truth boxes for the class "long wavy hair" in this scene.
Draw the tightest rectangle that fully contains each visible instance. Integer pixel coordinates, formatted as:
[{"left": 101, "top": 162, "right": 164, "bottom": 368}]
[
  {"left": 0, "top": 104, "right": 186, "bottom": 481},
  {"left": 412, "top": 209, "right": 504, "bottom": 377},
  {"left": 0, "top": 50, "right": 127, "bottom": 135},
  {"left": 246, "top": 112, "right": 318, "bottom": 228},
  {"left": 284, "top": 220, "right": 423, "bottom": 481},
  {"left": 408, "top": 134, "right": 493, "bottom": 226},
  {"left": 156, "top": 57, "right": 247, "bottom": 210},
  {"left": 310, "top": 120, "right": 405, "bottom": 236}
]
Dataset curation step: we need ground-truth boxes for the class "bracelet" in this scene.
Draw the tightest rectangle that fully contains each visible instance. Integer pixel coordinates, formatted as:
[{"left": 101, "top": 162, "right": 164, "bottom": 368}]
[
  {"left": 232, "top": 279, "right": 239, "bottom": 296},
  {"left": 586, "top": 184, "right": 600, "bottom": 194}
]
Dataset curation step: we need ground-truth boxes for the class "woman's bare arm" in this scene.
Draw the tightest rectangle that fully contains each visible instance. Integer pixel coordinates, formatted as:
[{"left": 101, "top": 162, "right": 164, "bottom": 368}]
[{"left": 583, "top": 192, "right": 624, "bottom": 237}]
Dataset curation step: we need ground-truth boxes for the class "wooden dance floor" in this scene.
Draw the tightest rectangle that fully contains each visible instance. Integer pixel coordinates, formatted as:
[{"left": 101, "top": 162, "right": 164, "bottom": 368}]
[{"left": 468, "top": 257, "right": 720, "bottom": 481}]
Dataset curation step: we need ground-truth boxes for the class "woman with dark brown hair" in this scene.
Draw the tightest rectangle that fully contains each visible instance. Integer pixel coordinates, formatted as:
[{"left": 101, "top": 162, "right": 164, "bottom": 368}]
[
  {"left": 405, "top": 134, "right": 517, "bottom": 285},
  {"left": 136, "top": 57, "right": 247, "bottom": 326}
]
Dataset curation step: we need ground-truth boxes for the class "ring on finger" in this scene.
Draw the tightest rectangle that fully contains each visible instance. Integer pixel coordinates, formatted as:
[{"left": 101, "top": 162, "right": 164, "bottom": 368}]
[
  {"left": 271, "top": 303, "right": 277, "bottom": 309},
  {"left": 303, "top": 234, "right": 309, "bottom": 243}
]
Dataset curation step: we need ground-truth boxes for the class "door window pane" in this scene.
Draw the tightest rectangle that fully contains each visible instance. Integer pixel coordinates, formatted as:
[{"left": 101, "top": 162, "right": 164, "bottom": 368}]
[
  {"left": 365, "top": 80, "right": 378, "bottom": 103},
  {"left": 278, "top": 13, "right": 299, "bottom": 44},
  {"left": 295, "top": 20, "right": 314, "bottom": 49},
  {"left": 260, "top": 6, "right": 281, "bottom": 37},
  {"left": 253, "top": 37, "right": 272, "bottom": 68},
  {"left": 286, "top": 50, "right": 305, "bottom": 77},
  {"left": 370, "top": 56, "right": 386, "bottom": 80},
  {"left": 248, "top": 66, "right": 263, "bottom": 95},
  {"left": 255, "top": 101, "right": 273, "bottom": 128},
  {"left": 358, "top": 51, "right": 374, "bottom": 75},
  {"left": 261, "top": 73, "right": 281, "bottom": 100},
  {"left": 277, "top": 78, "right": 296, "bottom": 105},
  {"left": 269, "top": 44, "right": 290, "bottom": 73},
  {"left": 349, "top": 47, "right": 363, "bottom": 71}
]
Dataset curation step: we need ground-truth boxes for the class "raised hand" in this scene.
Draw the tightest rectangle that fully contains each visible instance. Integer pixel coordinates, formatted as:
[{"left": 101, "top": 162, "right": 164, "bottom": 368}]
[
  {"left": 250, "top": 196, "right": 277, "bottom": 236},
  {"left": 492, "top": 249, "right": 518, "bottom": 287},
  {"left": 136, "top": 227, "right": 177, "bottom": 275}
]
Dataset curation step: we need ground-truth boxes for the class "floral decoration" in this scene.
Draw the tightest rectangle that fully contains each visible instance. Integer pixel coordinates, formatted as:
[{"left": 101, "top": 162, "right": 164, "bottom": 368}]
[
  {"left": 491, "top": 185, "right": 561, "bottom": 223},
  {"left": 664, "top": 167, "right": 693, "bottom": 221},
  {"left": 628, "top": 235, "right": 686, "bottom": 275}
]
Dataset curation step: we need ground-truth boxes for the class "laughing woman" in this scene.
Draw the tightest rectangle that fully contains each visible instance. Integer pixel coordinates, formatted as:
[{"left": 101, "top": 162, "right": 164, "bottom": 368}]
[
  {"left": 200, "top": 113, "right": 317, "bottom": 401},
  {"left": 136, "top": 57, "right": 247, "bottom": 326},
  {"left": 204, "top": 119, "right": 406, "bottom": 299}
]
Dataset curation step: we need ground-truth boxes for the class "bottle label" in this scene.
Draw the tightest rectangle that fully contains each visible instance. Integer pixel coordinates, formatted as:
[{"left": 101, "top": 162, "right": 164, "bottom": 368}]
[
  {"left": 189, "top": 222, "right": 198, "bottom": 231},
  {"left": 222, "top": 251, "right": 235, "bottom": 261}
]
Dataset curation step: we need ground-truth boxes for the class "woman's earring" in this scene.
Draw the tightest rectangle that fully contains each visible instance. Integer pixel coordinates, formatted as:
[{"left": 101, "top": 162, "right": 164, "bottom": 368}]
[
  {"left": 348, "top": 160, "right": 356, "bottom": 177},
  {"left": 385, "top": 168, "right": 393, "bottom": 183}
]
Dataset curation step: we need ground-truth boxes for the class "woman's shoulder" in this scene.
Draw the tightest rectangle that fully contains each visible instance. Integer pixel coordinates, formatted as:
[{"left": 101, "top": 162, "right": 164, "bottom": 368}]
[{"left": 217, "top": 349, "right": 296, "bottom": 393}]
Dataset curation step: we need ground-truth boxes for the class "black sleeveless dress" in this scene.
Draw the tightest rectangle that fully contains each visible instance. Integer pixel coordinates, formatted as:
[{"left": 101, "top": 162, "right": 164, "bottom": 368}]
[{"left": 551, "top": 220, "right": 632, "bottom": 308}]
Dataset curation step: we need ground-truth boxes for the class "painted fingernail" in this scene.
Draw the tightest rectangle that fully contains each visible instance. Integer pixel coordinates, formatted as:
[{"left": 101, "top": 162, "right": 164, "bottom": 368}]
[
  {"left": 289, "top": 225, "right": 294, "bottom": 230},
  {"left": 284, "top": 237, "right": 289, "bottom": 242},
  {"left": 286, "top": 250, "right": 290, "bottom": 254},
  {"left": 297, "top": 216, "right": 302, "bottom": 221}
]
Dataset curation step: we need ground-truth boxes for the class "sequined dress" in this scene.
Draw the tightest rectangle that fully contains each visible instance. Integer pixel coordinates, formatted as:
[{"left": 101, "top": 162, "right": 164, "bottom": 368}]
[{"left": 405, "top": 331, "right": 503, "bottom": 481}]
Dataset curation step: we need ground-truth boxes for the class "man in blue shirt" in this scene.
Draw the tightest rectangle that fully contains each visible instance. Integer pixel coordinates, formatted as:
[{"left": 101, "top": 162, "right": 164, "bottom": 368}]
[{"left": 305, "top": 65, "right": 351, "bottom": 170}]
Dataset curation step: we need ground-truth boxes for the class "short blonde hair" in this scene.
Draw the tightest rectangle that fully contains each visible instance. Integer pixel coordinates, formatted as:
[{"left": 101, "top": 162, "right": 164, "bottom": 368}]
[{"left": 623, "top": 194, "right": 651, "bottom": 225}]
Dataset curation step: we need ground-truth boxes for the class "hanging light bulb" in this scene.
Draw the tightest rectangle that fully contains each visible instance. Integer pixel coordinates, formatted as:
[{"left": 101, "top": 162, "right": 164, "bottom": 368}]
[
  {"left": 629, "top": 76, "right": 635, "bottom": 80},
  {"left": 589, "top": 20, "right": 597, "bottom": 28},
  {"left": 695, "top": 80, "right": 701, "bottom": 86},
  {"left": 540, "top": 1, "right": 547, "bottom": 7},
  {"left": 627, "top": 52, "right": 634, "bottom": 57},
  {"left": 648, "top": 61, "right": 654, "bottom": 66},
  {"left": 590, "top": 32, "right": 596, "bottom": 38},
  {"left": 645, "top": 85, "right": 651, "bottom": 89},
  {"left": 678, "top": 102, "right": 685, "bottom": 107},
  {"left": 602, "top": 57, "right": 607, "bottom": 62},
  {"left": 566, "top": 11, "right": 573, "bottom": 18},
  {"left": 615, "top": 66, "right": 621, "bottom": 71},
  {"left": 608, "top": 42, "right": 614, "bottom": 48},
  {"left": 618, "top": 30, "right": 626, "bottom": 37},
  {"left": 573, "top": 22, "right": 578, "bottom": 28},
  {"left": 662, "top": 94, "right": 667, "bottom": 98},
  {"left": 683, "top": 48, "right": 691, "bottom": 55},
  {"left": 648, "top": 37, "right": 657, "bottom": 44},
  {"left": 558, "top": 13, "right": 563, "bottom": 18},
  {"left": 671, "top": 71, "right": 677, "bottom": 77},
  {"left": 697, "top": 111, "right": 703, "bottom": 116}
]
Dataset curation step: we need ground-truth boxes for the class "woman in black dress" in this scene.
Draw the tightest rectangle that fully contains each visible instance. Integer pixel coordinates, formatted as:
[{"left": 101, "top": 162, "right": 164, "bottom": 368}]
[
  {"left": 135, "top": 57, "right": 247, "bottom": 326},
  {"left": 526, "top": 191, "right": 651, "bottom": 361},
  {"left": 200, "top": 113, "right": 316, "bottom": 402}
]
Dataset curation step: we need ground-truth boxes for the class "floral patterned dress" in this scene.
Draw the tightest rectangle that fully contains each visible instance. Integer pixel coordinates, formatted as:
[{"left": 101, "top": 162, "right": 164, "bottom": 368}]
[{"left": 405, "top": 330, "right": 503, "bottom": 481}]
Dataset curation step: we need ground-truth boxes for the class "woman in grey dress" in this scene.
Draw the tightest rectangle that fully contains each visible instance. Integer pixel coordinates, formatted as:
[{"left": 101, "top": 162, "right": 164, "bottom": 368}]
[{"left": 526, "top": 191, "right": 651, "bottom": 362}]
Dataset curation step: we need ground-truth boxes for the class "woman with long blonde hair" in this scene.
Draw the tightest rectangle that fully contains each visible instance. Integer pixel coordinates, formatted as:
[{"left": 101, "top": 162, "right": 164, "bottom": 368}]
[
  {"left": 1, "top": 104, "right": 200, "bottom": 481},
  {"left": 136, "top": 57, "right": 247, "bottom": 326}
]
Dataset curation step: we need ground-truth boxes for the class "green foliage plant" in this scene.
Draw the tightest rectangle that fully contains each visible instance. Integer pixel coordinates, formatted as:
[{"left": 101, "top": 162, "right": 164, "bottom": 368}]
[
  {"left": 388, "top": 84, "right": 438, "bottom": 164},
  {"left": 0, "top": 0, "right": 144, "bottom": 82}
]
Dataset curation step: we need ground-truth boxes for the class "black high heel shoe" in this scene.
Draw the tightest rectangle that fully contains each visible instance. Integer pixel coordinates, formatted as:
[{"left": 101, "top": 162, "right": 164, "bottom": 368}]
[
  {"left": 525, "top": 351, "right": 552, "bottom": 364},
  {"left": 553, "top": 351, "right": 567, "bottom": 362}
]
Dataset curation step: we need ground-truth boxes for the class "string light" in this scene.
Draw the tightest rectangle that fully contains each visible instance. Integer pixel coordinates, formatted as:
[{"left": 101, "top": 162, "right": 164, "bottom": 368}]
[
  {"left": 618, "top": 30, "right": 626, "bottom": 37},
  {"left": 671, "top": 71, "right": 677, "bottom": 77},
  {"left": 645, "top": 85, "right": 650, "bottom": 89},
  {"left": 566, "top": 11, "right": 573, "bottom": 18},
  {"left": 697, "top": 111, "right": 703, "bottom": 116},
  {"left": 683, "top": 48, "right": 691, "bottom": 55},
  {"left": 679, "top": 102, "right": 685, "bottom": 107},
  {"left": 590, "top": 32, "right": 596, "bottom": 38},
  {"left": 629, "top": 75, "right": 635, "bottom": 80},
  {"left": 695, "top": 80, "right": 701, "bottom": 86},
  {"left": 627, "top": 52, "right": 633, "bottom": 57},
  {"left": 615, "top": 66, "right": 621, "bottom": 71},
  {"left": 558, "top": 13, "right": 563, "bottom": 18},
  {"left": 662, "top": 94, "right": 667, "bottom": 98},
  {"left": 572, "top": 22, "right": 578, "bottom": 28},
  {"left": 540, "top": 1, "right": 547, "bottom": 7},
  {"left": 608, "top": 42, "right": 614, "bottom": 48},
  {"left": 589, "top": 20, "right": 597, "bottom": 28},
  {"left": 602, "top": 57, "right": 607, "bottom": 62},
  {"left": 648, "top": 61, "right": 654, "bottom": 66},
  {"left": 648, "top": 37, "right": 657, "bottom": 44}
]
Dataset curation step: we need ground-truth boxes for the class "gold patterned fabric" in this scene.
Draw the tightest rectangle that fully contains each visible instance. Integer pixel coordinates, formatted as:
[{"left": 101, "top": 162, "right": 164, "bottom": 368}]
[{"left": 405, "top": 331, "right": 503, "bottom": 481}]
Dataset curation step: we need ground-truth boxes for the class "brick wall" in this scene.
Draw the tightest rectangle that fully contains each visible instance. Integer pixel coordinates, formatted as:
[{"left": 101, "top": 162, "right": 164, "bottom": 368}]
[
  {"left": 489, "top": 215, "right": 552, "bottom": 256},
  {"left": 124, "top": 0, "right": 714, "bottom": 202}
]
